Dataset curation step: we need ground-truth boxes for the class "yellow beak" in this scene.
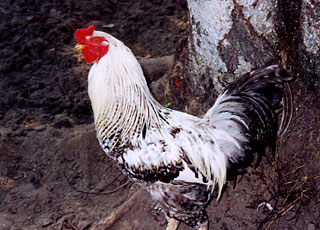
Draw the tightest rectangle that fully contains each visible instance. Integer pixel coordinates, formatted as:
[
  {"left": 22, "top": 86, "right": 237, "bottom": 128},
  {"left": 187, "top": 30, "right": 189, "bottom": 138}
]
[{"left": 75, "top": 43, "right": 86, "bottom": 51}]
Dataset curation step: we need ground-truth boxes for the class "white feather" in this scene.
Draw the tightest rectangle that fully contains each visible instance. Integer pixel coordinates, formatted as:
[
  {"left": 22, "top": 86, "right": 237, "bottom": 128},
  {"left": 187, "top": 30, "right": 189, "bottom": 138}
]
[{"left": 87, "top": 30, "right": 249, "bottom": 195}]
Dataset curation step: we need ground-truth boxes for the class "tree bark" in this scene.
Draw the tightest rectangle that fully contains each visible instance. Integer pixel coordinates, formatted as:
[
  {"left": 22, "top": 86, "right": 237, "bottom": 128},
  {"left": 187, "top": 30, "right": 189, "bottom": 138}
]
[
  {"left": 300, "top": 0, "right": 320, "bottom": 85},
  {"left": 186, "top": 0, "right": 320, "bottom": 97},
  {"left": 187, "top": 0, "right": 277, "bottom": 96}
]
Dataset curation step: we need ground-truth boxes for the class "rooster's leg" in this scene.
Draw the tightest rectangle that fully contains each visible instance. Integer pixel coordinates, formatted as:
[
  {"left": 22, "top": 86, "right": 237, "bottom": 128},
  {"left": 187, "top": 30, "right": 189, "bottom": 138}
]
[
  {"left": 166, "top": 217, "right": 180, "bottom": 230},
  {"left": 197, "top": 220, "right": 208, "bottom": 230}
]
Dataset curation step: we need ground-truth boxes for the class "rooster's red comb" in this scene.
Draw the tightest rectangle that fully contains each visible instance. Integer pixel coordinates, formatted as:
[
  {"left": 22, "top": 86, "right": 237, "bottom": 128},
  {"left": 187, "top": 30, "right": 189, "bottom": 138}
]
[{"left": 74, "top": 25, "right": 95, "bottom": 43}]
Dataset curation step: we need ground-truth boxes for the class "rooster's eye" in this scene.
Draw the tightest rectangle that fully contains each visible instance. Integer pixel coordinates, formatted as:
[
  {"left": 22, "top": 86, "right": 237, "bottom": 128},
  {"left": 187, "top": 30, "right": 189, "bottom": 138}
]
[{"left": 91, "top": 37, "right": 101, "bottom": 43}]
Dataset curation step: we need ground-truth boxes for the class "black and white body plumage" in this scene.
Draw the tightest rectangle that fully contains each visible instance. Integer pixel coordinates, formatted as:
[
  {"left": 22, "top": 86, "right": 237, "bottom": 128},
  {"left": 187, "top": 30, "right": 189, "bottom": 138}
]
[{"left": 76, "top": 26, "right": 294, "bottom": 230}]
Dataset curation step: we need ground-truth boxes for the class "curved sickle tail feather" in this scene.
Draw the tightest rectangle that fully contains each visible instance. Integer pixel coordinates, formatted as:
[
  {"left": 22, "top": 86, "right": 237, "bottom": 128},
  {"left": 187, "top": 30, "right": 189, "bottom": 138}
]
[
  {"left": 278, "top": 82, "right": 293, "bottom": 136},
  {"left": 224, "top": 64, "right": 295, "bottom": 172},
  {"left": 227, "top": 64, "right": 294, "bottom": 138},
  {"left": 200, "top": 65, "right": 294, "bottom": 199}
]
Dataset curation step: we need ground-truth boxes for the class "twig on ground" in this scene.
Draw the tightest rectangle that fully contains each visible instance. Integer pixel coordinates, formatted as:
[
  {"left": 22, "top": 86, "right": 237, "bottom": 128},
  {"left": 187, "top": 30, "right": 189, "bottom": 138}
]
[
  {"left": 283, "top": 164, "right": 305, "bottom": 177},
  {"left": 90, "top": 188, "right": 142, "bottom": 230},
  {"left": 64, "top": 170, "right": 131, "bottom": 195},
  {"left": 265, "top": 181, "right": 306, "bottom": 230},
  {"left": 280, "top": 181, "right": 299, "bottom": 210}
]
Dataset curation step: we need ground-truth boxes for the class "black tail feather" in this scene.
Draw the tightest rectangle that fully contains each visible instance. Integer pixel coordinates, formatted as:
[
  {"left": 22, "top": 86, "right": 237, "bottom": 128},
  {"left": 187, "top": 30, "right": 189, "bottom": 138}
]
[
  {"left": 228, "top": 65, "right": 293, "bottom": 94},
  {"left": 278, "top": 82, "right": 293, "bottom": 136},
  {"left": 225, "top": 65, "right": 294, "bottom": 172},
  {"left": 227, "top": 65, "right": 294, "bottom": 139}
]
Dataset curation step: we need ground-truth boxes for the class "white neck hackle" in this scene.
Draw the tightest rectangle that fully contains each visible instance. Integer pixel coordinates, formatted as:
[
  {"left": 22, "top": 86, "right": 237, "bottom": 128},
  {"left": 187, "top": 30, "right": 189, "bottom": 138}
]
[
  {"left": 85, "top": 31, "right": 239, "bottom": 198},
  {"left": 87, "top": 31, "right": 162, "bottom": 149}
]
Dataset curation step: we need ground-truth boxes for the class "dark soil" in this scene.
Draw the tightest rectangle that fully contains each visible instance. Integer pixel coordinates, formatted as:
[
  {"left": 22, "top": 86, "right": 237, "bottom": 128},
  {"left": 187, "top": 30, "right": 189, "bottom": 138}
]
[{"left": 0, "top": 1, "right": 319, "bottom": 230}]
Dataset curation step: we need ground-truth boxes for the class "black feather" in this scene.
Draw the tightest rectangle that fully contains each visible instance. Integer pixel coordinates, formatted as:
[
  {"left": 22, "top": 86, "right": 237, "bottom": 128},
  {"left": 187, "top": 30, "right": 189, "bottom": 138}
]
[{"left": 225, "top": 65, "right": 295, "bottom": 171}]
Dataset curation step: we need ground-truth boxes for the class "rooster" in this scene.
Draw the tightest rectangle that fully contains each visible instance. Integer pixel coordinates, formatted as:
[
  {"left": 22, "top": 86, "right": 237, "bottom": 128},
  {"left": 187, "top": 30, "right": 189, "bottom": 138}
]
[{"left": 74, "top": 25, "right": 294, "bottom": 230}]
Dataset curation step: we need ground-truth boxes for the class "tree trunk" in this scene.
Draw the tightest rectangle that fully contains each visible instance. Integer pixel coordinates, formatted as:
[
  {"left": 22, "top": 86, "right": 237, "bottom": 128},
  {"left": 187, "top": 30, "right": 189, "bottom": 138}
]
[
  {"left": 186, "top": 0, "right": 320, "bottom": 98},
  {"left": 300, "top": 0, "right": 320, "bottom": 85}
]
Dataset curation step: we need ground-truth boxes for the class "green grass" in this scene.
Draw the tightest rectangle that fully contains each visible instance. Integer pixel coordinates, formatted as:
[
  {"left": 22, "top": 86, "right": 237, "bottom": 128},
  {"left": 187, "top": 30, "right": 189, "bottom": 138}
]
[
  {"left": 164, "top": 101, "right": 172, "bottom": 108},
  {"left": 285, "top": 175, "right": 308, "bottom": 185},
  {"left": 162, "top": 81, "right": 172, "bottom": 108}
]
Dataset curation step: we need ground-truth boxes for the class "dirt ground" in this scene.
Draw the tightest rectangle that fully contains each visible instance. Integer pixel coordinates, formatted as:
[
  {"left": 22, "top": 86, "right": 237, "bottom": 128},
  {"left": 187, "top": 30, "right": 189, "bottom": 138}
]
[{"left": 0, "top": 1, "right": 319, "bottom": 230}]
